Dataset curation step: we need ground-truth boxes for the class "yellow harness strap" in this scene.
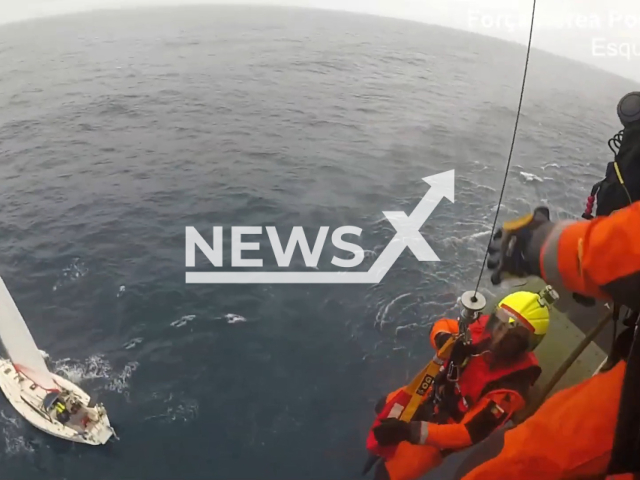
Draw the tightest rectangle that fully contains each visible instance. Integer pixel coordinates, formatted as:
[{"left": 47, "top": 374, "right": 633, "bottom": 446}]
[
  {"left": 613, "top": 161, "right": 633, "bottom": 204},
  {"left": 398, "top": 335, "right": 457, "bottom": 422}
]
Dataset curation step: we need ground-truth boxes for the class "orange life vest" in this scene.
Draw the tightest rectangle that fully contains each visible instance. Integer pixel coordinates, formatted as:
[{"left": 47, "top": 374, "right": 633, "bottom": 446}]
[
  {"left": 436, "top": 316, "right": 541, "bottom": 423},
  {"left": 367, "top": 315, "right": 541, "bottom": 458}
]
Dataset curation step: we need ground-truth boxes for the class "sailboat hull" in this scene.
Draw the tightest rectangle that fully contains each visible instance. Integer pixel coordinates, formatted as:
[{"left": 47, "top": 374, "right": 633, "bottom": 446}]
[{"left": 0, "top": 358, "right": 114, "bottom": 445}]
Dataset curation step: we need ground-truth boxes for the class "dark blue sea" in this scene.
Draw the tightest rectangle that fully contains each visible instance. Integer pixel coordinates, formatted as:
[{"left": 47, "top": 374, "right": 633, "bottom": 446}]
[{"left": 0, "top": 6, "right": 638, "bottom": 480}]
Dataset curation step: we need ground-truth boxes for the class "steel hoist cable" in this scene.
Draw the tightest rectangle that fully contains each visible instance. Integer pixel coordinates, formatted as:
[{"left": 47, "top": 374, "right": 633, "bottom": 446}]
[{"left": 473, "top": 0, "right": 538, "bottom": 298}]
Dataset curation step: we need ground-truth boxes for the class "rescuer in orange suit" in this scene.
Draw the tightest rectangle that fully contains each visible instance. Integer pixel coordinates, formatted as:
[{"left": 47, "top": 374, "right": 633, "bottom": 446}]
[
  {"left": 368, "top": 290, "right": 551, "bottom": 480},
  {"left": 436, "top": 202, "right": 640, "bottom": 480}
]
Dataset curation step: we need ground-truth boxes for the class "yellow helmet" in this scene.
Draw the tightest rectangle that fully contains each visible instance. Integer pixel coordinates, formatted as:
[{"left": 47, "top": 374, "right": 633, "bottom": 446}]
[{"left": 495, "top": 289, "right": 553, "bottom": 351}]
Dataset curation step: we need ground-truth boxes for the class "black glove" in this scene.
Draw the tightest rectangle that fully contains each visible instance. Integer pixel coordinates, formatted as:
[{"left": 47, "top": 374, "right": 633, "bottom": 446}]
[
  {"left": 573, "top": 293, "right": 596, "bottom": 307},
  {"left": 372, "top": 418, "right": 412, "bottom": 446},
  {"left": 487, "top": 206, "right": 552, "bottom": 285}
]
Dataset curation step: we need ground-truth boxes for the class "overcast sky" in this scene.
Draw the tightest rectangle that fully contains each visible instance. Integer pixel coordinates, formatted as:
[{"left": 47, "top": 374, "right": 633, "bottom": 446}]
[{"left": 2, "top": 0, "right": 640, "bottom": 81}]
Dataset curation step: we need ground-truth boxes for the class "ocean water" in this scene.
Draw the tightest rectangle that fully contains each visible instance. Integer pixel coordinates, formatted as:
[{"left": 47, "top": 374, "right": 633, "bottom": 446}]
[{"left": 0, "top": 6, "right": 638, "bottom": 480}]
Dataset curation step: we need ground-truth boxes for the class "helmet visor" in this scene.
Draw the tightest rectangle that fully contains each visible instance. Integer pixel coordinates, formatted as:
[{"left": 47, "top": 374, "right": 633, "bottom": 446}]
[
  {"left": 492, "top": 305, "right": 535, "bottom": 336},
  {"left": 486, "top": 305, "right": 535, "bottom": 358}
]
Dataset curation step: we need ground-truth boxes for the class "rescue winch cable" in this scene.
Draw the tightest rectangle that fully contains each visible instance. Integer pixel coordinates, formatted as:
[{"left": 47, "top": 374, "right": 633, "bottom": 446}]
[
  {"left": 362, "top": 7, "right": 538, "bottom": 474},
  {"left": 473, "top": 0, "right": 538, "bottom": 299},
  {"left": 417, "top": 0, "right": 539, "bottom": 441}
]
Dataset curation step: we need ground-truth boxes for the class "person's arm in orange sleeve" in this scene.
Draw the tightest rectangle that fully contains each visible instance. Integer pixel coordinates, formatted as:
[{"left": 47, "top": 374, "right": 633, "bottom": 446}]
[
  {"left": 373, "top": 391, "right": 525, "bottom": 450},
  {"left": 429, "top": 318, "right": 459, "bottom": 356},
  {"left": 371, "top": 319, "right": 460, "bottom": 415},
  {"left": 535, "top": 201, "right": 640, "bottom": 311},
  {"left": 487, "top": 202, "right": 640, "bottom": 311},
  {"left": 407, "top": 391, "right": 525, "bottom": 450}
]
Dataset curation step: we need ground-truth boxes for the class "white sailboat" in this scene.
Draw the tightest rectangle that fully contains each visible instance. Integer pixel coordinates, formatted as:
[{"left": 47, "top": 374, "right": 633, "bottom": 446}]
[{"left": 0, "top": 275, "right": 115, "bottom": 445}]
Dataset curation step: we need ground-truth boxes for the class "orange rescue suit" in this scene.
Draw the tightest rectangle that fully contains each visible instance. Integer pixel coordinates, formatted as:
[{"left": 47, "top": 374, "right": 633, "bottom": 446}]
[
  {"left": 374, "top": 315, "right": 541, "bottom": 480},
  {"left": 460, "top": 201, "right": 640, "bottom": 480}
]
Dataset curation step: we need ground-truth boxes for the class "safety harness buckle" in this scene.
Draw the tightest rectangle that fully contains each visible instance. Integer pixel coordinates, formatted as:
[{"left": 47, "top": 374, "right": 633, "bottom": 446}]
[{"left": 447, "top": 362, "right": 460, "bottom": 382}]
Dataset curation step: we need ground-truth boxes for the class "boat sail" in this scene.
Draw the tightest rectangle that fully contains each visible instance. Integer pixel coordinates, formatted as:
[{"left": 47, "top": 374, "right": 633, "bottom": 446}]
[
  {"left": 0, "top": 274, "right": 115, "bottom": 445},
  {"left": 0, "top": 276, "right": 58, "bottom": 391}
]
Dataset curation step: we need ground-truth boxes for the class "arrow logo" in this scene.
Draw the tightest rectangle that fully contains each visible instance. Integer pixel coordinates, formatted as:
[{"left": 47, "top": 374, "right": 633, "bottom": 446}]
[{"left": 186, "top": 170, "right": 454, "bottom": 284}]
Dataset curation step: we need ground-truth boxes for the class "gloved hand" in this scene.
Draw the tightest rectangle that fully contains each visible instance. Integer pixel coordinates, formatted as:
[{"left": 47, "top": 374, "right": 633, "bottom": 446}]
[
  {"left": 372, "top": 418, "right": 413, "bottom": 446},
  {"left": 487, "top": 206, "right": 552, "bottom": 285},
  {"left": 573, "top": 293, "right": 596, "bottom": 307}
]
